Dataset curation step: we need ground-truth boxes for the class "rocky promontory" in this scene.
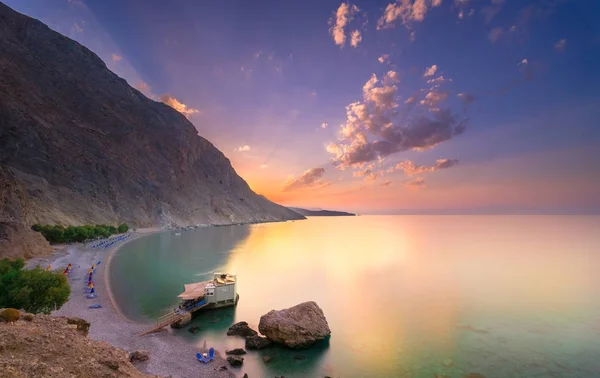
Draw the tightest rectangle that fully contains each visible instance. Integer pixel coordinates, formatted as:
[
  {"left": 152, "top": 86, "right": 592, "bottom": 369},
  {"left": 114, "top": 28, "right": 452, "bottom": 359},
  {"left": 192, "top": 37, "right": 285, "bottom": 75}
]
[
  {"left": 0, "top": 2, "right": 304, "bottom": 258},
  {"left": 0, "top": 311, "right": 156, "bottom": 377}
]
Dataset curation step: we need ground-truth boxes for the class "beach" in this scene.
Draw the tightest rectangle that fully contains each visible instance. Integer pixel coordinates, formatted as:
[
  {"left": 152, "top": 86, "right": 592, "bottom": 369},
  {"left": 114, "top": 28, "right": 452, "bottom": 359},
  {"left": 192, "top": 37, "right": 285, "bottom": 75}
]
[{"left": 27, "top": 229, "right": 237, "bottom": 378}]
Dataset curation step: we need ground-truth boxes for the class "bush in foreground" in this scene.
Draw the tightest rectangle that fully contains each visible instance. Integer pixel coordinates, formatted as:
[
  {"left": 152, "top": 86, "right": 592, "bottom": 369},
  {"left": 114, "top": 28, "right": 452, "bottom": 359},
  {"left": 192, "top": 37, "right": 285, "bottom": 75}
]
[{"left": 0, "top": 258, "right": 70, "bottom": 314}]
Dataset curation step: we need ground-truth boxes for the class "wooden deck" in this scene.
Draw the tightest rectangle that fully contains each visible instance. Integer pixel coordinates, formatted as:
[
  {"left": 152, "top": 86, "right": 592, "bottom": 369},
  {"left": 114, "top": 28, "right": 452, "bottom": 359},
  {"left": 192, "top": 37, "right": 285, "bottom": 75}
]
[{"left": 139, "top": 300, "right": 208, "bottom": 336}]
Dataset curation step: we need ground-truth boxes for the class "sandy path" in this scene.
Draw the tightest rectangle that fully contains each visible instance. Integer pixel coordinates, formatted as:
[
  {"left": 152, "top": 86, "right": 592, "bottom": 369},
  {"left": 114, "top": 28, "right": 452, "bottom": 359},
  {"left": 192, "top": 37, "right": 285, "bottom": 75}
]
[{"left": 28, "top": 230, "right": 238, "bottom": 378}]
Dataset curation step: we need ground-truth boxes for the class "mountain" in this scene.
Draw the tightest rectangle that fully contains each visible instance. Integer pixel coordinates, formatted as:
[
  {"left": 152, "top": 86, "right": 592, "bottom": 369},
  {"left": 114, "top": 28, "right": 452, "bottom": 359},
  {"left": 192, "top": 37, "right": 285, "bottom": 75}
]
[
  {"left": 0, "top": 2, "right": 304, "bottom": 257},
  {"left": 288, "top": 207, "right": 356, "bottom": 217}
]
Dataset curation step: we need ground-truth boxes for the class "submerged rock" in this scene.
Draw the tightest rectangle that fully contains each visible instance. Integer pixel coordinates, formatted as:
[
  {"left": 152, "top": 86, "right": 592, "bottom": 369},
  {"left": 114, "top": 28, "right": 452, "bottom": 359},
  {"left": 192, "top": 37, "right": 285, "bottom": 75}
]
[
  {"left": 245, "top": 335, "right": 272, "bottom": 350},
  {"left": 226, "top": 356, "right": 244, "bottom": 367},
  {"left": 258, "top": 301, "right": 331, "bottom": 349},
  {"left": 227, "top": 321, "right": 258, "bottom": 337},
  {"left": 188, "top": 326, "right": 201, "bottom": 334},
  {"left": 262, "top": 355, "right": 272, "bottom": 363},
  {"left": 225, "top": 348, "right": 246, "bottom": 355}
]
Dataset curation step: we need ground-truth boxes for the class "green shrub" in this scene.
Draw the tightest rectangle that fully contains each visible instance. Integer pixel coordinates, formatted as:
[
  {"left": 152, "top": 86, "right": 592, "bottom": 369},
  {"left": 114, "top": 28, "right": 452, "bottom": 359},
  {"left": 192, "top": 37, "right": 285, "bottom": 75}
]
[
  {"left": 0, "top": 308, "right": 20, "bottom": 322},
  {"left": 30, "top": 223, "right": 130, "bottom": 244},
  {"left": 0, "top": 259, "right": 70, "bottom": 314}
]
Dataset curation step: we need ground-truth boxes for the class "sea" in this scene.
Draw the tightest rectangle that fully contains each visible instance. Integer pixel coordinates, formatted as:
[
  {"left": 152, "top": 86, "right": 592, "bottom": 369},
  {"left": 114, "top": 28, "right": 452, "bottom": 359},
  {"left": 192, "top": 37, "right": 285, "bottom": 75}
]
[{"left": 109, "top": 215, "right": 600, "bottom": 378}]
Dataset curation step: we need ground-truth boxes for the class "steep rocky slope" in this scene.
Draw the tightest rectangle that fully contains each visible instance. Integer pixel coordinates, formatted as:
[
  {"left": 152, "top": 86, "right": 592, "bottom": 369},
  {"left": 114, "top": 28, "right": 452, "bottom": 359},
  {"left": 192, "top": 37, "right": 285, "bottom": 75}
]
[
  {"left": 0, "top": 312, "right": 156, "bottom": 378},
  {"left": 0, "top": 2, "right": 303, "bottom": 256}
]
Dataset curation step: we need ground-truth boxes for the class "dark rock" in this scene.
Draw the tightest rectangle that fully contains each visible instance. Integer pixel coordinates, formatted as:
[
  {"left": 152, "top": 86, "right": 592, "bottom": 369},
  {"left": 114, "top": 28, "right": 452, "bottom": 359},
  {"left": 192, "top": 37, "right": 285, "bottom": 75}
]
[
  {"left": 0, "top": 2, "right": 305, "bottom": 258},
  {"left": 225, "top": 348, "right": 246, "bottom": 355},
  {"left": 294, "top": 355, "right": 306, "bottom": 360},
  {"left": 100, "top": 360, "right": 119, "bottom": 370},
  {"left": 218, "top": 366, "right": 228, "bottom": 371},
  {"left": 243, "top": 374, "right": 248, "bottom": 378},
  {"left": 226, "top": 356, "right": 244, "bottom": 367},
  {"left": 129, "top": 350, "right": 149, "bottom": 363},
  {"left": 262, "top": 355, "right": 272, "bottom": 363},
  {"left": 258, "top": 301, "right": 331, "bottom": 349},
  {"left": 227, "top": 321, "right": 258, "bottom": 337},
  {"left": 245, "top": 335, "right": 272, "bottom": 350},
  {"left": 188, "top": 326, "right": 201, "bottom": 334},
  {"left": 66, "top": 318, "right": 90, "bottom": 336}
]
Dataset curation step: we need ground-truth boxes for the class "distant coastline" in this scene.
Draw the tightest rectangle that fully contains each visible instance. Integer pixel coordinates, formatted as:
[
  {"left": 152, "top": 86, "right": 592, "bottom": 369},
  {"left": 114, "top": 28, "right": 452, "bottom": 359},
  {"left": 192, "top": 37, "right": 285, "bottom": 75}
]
[{"left": 288, "top": 207, "right": 356, "bottom": 217}]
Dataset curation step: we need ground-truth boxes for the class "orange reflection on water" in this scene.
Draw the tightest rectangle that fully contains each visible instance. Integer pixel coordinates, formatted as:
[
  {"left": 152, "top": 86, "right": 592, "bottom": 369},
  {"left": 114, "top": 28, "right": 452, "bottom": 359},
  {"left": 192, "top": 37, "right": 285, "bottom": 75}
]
[{"left": 225, "top": 215, "right": 600, "bottom": 376}]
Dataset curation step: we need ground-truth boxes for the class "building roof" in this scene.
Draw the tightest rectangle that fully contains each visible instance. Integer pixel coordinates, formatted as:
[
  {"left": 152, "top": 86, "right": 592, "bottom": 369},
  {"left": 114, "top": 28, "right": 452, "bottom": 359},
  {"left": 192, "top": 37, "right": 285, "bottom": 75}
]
[{"left": 178, "top": 282, "right": 208, "bottom": 300}]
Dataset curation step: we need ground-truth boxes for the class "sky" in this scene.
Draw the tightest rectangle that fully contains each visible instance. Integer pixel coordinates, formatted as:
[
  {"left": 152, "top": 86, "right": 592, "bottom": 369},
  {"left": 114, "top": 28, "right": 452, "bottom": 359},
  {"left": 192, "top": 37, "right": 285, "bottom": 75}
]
[{"left": 5, "top": 0, "right": 600, "bottom": 214}]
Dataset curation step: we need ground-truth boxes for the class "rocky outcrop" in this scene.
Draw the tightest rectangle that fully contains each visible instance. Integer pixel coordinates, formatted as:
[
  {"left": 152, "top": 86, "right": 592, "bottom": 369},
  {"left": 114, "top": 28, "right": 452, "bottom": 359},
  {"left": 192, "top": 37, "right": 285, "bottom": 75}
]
[
  {"left": 227, "top": 321, "right": 258, "bottom": 337},
  {"left": 225, "top": 348, "right": 246, "bottom": 355},
  {"left": 0, "top": 2, "right": 305, "bottom": 257},
  {"left": 226, "top": 356, "right": 243, "bottom": 367},
  {"left": 130, "top": 350, "right": 150, "bottom": 363},
  {"left": 0, "top": 313, "right": 156, "bottom": 377},
  {"left": 258, "top": 301, "right": 331, "bottom": 349},
  {"left": 0, "top": 222, "right": 52, "bottom": 259},
  {"left": 245, "top": 335, "right": 272, "bottom": 350}
]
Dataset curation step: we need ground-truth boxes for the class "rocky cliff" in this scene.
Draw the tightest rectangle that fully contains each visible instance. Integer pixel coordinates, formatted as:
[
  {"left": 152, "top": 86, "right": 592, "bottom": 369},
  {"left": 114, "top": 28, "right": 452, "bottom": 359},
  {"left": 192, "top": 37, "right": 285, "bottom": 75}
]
[{"left": 0, "top": 2, "right": 303, "bottom": 257}]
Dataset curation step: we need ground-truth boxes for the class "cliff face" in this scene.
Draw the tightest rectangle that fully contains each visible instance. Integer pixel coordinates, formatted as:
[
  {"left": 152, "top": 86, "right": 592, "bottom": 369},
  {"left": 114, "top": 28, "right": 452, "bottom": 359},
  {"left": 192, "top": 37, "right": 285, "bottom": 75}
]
[{"left": 0, "top": 2, "right": 303, "bottom": 256}]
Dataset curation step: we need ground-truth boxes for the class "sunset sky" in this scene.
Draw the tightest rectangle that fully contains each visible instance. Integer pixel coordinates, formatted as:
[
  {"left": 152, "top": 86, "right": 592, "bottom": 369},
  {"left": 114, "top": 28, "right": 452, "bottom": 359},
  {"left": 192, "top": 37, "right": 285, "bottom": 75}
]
[{"left": 6, "top": 0, "right": 600, "bottom": 214}]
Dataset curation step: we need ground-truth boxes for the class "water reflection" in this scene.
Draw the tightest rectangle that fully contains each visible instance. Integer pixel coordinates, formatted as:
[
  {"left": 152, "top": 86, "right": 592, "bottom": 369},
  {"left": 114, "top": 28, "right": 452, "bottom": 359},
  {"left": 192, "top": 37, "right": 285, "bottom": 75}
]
[{"left": 111, "top": 216, "right": 600, "bottom": 377}]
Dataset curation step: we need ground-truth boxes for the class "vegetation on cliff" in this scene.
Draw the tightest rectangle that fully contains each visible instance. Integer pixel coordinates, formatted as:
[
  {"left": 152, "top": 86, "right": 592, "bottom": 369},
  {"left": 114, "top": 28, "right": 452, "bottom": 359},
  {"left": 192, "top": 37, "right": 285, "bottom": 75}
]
[
  {"left": 0, "top": 258, "right": 70, "bottom": 314},
  {"left": 31, "top": 223, "right": 129, "bottom": 244}
]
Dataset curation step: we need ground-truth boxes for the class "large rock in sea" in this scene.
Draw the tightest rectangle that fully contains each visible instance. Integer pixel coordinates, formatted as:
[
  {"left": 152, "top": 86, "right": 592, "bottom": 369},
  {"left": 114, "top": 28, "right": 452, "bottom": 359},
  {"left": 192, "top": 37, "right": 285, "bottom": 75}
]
[
  {"left": 258, "top": 301, "right": 331, "bottom": 349},
  {"left": 227, "top": 321, "right": 258, "bottom": 337},
  {"left": 0, "top": 2, "right": 305, "bottom": 258}
]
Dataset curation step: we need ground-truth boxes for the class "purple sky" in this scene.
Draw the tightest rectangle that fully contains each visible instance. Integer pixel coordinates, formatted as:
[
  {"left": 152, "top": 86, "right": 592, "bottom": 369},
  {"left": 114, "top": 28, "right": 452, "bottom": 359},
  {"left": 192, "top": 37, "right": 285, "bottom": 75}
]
[{"left": 6, "top": 0, "right": 600, "bottom": 213}]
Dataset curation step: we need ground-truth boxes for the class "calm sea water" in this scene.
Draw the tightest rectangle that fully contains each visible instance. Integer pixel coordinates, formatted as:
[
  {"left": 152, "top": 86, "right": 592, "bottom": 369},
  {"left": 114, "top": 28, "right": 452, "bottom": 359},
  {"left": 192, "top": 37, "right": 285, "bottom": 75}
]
[{"left": 110, "top": 216, "right": 600, "bottom": 378}]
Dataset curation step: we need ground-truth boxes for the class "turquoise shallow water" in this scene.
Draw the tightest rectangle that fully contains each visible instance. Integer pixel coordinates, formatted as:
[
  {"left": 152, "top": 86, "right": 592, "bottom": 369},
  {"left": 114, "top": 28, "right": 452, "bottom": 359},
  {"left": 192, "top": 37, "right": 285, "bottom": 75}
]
[{"left": 109, "top": 215, "right": 600, "bottom": 378}]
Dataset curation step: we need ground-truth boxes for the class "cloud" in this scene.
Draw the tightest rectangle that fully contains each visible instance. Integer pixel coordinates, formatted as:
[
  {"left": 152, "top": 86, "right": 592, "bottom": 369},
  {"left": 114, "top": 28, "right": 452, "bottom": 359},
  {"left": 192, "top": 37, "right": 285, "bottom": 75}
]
[
  {"left": 234, "top": 145, "right": 251, "bottom": 152},
  {"left": 135, "top": 81, "right": 151, "bottom": 95},
  {"left": 378, "top": 54, "right": 390, "bottom": 63},
  {"left": 426, "top": 75, "right": 451, "bottom": 85},
  {"left": 72, "top": 22, "right": 83, "bottom": 33},
  {"left": 350, "top": 30, "right": 362, "bottom": 48},
  {"left": 420, "top": 90, "right": 449, "bottom": 109},
  {"left": 329, "top": 3, "right": 360, "bottom": 47},
  {"left": 488, "top": 27, "right": 503, "bottom": 43},
  {"left": 384, "top": 70, "right": 401, "bottom": 84},
  {"left": 321, "top": 122, "right": 329, "bottom": 129},
  {"left": 352, "top": 168, "right": 380, "bottom": 182},
  {"left": 260, "top": 164, "right": 268, "bottom": 169},
  {"left": 112, "top": 54, "right": 122, "bottom": 62},
  {"left": 282, "top": 168, "right": 330, "bottom": 192},
  {"left": 326, "top": 69, "right": 467, "bottom": 173},
  {"left": 158, "top": 94, "right": 199, "bottom": 118},
  {"left": 423, "top": 64, "right": 438, "bottom": 77},
  {"left": 519, "top": 58, "right": 528, "bottom": 65},
  {"left": 381, "top": 180, "right": 393, "bottom": 186},
  {"left": 393, "top": 158, "right": 459, "bottom": 175},
  {"left": 377, "top": 0, "right": 443, "bottom": 30},
  {"left": 405, "top": 177, "right": 426, "bottom": 188},
  {"left": 482, "top": 0, "right": 505, "bottom": 24},
  {"left": 554, "top": 38, "right": 566, "bottom": 52},
  {"left": 457, "top": 92, "right": 475, "bottom": 106}
]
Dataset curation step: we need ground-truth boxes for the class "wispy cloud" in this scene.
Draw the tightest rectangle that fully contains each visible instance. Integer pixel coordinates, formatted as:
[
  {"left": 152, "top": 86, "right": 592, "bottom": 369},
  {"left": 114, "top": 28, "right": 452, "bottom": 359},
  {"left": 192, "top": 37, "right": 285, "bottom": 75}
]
[
  {"left": 158, "top": 94, "right": 199, "bottom": 118},
  {"left": 554, "top": 38, "right": 566, "bottom": 53},
  {"left": 377, "top": 0, "right": 444, "bottom": 31},
  {"left": 329, "top": 3, "right": 360, "bottom": 48},
  {"left": 423, "top": 64, "right": 438, "bottom": 77},
  {"left": 350, "top": 30, "right": 362, "bottom": 48},
  {"left": 393, "top": 158, "right": 459, "bottom": 175},
  {"left": 488, "top": 27, "right": 503, "bottom": 43},
  {"left": 282, "top": 168, "right": 330, "bottom": 192},
  {"left": 378, "top": 54, "right": 389, "bottom": 63},
  {"left": 321, "top": 122, "right": 329, "bottom": 129},
  {"left": 112, "top": 54, "right": 122, "bottom": 62},
  {"left": 72, "top": 22, "right": 83, "bottom": 33},
  {"left": 234, "top": 145, "right": 251, "bottom": 152},
  {"left": 405, "top": 177, "right": 426, "bottom": 188}
]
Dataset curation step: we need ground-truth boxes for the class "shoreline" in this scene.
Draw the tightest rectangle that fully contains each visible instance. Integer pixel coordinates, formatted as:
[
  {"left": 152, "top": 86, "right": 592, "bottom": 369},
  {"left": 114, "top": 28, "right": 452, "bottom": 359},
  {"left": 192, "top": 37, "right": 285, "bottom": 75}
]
[{"left": 28, "top": 228, "right": 237, "bottom": 378}]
